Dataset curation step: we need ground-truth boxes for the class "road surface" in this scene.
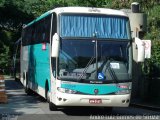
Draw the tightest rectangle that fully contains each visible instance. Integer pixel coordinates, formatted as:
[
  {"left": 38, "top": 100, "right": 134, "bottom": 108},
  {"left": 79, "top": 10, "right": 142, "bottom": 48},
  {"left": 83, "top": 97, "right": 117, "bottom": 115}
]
[{"left": 0, "top": 79, "right": 160, "bottom": 120}]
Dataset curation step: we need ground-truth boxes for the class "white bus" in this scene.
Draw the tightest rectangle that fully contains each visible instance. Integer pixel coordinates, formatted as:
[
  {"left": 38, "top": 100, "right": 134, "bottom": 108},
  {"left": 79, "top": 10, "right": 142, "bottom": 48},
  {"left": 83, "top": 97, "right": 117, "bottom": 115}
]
[{"left": 20, "top": 7, "right": 144, "bottom": 111}]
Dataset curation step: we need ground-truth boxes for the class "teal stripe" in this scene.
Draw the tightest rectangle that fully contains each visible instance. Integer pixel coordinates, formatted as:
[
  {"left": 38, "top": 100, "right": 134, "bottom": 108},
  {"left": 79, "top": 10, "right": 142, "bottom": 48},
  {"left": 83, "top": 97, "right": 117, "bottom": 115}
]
[
  {"left": 36, "top": 11, "right": 51, "bottom": 21},
  {"left": 28, "top": 43, "right": 51, "bottom": 91},
  {"left": 61, "top": 83, "right": 122, "bottom": 95}
]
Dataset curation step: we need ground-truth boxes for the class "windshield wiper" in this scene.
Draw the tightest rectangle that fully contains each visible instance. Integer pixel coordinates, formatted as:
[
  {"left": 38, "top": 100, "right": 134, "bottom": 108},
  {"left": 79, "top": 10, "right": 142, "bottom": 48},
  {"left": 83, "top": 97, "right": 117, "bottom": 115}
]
[
  {"left": 78, "top": 56, "right": 95, "bottom": 81},
  {"left": 104, "top": 59, "right": 118, "bottom": 83}
]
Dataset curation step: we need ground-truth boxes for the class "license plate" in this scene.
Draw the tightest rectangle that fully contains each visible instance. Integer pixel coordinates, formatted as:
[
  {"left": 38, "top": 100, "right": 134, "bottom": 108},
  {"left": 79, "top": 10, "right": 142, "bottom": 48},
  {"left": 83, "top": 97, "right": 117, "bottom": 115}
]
[{"left": 89, "top": 99, "right": 102, "bottom": 104}]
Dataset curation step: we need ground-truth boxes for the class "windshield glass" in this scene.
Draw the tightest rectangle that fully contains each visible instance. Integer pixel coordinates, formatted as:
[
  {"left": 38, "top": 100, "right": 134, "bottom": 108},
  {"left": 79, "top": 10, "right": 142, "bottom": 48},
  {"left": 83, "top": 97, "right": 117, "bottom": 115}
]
[
  {"left": 57, "top": 39, "right": 132, "bottom": 83},
  {"left": 60, "top": 14, "right": 131, "bottom": 39}
]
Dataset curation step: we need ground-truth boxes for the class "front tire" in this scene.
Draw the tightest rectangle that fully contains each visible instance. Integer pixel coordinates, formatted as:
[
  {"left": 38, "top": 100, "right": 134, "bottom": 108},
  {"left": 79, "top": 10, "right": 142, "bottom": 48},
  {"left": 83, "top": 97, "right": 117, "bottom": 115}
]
[
  {"left": 49, "top": 102, "right": 57, "bottom": 111},
  {"left": 45, "top": 82, "right": 50, "bottom": 102},
  {"left": 45, "top": 81, "right": 57, "bottom": 111}
]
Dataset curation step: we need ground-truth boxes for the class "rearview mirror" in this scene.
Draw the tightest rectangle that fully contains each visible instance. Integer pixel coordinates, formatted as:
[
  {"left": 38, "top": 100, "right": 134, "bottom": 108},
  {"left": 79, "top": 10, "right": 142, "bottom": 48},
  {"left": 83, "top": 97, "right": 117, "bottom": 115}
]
[
  {"left": 51, "top": 33, "right": 60, "bottom": 57},
  {"left": 133, "top": 37, "right": 145, "bottom": 62}
]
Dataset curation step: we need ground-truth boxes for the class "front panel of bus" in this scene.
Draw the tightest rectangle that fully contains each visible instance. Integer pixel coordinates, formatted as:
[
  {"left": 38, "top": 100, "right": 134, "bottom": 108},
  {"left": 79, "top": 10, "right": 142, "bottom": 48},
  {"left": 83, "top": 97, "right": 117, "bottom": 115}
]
[{"left": 51, "top": 13, "right": 132, "bottom": 107}]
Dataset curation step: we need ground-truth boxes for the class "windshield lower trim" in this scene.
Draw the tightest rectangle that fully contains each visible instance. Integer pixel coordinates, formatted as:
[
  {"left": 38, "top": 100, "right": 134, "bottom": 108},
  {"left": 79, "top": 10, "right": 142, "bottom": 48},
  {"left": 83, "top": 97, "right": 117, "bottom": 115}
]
[
  {"left": 57, "top": 78, "right": 132, "bottom": 84},
  {"left": 60, "top": 37, "right": 131, "bottom": 41}
]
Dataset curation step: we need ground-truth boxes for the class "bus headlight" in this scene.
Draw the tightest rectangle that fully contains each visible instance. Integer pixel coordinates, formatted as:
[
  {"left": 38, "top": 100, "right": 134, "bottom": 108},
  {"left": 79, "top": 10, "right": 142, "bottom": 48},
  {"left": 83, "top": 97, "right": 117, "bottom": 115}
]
[
  {"left": 115, "top": 90, "right": 130, "bottom": 95},
  {"left": 115, "top": 85, "right": 131, "bottom": 95},
  {"left": 57, "top": 87, "right": 77, "bottom": 94}
]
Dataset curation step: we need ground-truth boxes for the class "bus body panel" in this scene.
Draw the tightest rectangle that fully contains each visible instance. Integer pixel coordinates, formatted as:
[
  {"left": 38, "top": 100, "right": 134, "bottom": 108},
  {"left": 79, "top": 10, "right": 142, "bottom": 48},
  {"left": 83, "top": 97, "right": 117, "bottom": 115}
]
[
  {"left": 50, "top": 80, "right": 131, "bottom": 107},
  {"left": 21, "top": 43, "right": 51, "bottom": 98},
  {"left": 54, "top": 93, "right": 130, "bottom": 107},
  {"left": 28, "top": 43, "right": 50, "bottom": 90}
]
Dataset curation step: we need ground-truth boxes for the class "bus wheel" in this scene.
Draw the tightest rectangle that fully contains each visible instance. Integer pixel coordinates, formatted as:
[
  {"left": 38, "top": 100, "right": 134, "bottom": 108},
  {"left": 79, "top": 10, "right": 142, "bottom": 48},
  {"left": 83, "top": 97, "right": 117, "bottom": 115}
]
[
  {"left": 25, "top": 82, "right": 32, "bottom": 95},
  {"left": 24, "top": 73, "right": 32, "bottom": 95},
  {"left": 49, "top": 102, "right": 57, "bottom": 111}
]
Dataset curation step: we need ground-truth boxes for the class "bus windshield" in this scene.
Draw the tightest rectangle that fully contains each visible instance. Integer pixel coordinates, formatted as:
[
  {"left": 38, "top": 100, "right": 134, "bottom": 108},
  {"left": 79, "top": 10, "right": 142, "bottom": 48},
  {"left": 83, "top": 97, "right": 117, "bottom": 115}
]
[{"left": 57, "top": 39, "right": 132, "bottom": 83}]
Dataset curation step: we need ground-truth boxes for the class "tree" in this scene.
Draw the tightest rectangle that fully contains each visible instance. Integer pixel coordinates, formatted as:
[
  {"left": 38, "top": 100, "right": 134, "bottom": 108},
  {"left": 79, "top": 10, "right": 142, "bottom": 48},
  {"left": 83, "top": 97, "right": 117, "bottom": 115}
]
[
  {"left": 0, "top": 0, "right": 160, "bottom": 75},
  {"left": 0, "top": 30, "right": 11, "bottom": 72}
]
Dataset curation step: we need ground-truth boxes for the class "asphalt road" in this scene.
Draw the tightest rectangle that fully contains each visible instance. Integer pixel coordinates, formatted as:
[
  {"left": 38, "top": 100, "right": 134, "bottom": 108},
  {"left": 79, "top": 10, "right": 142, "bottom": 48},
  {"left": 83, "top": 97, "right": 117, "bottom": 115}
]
[{"left": 0, "top": 79, "right": 160, "bottom": 120}]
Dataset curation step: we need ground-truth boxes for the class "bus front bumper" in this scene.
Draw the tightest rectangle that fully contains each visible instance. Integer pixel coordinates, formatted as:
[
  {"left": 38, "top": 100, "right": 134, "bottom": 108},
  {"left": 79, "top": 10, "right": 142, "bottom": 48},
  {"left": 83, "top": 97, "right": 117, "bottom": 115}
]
[{"left": 52, "top": 92, "right": 131, "bottom": 107}]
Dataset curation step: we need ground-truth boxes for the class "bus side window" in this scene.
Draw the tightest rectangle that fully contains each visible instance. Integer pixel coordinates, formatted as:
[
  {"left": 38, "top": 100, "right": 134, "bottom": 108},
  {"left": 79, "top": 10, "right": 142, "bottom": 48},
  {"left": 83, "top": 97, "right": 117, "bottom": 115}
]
[
  {"left": 42, "top": 25, "right": 45, "bottom": 42},
  {"left": 34, "top": 21, "right": 41, "bottom": 44},
  {"left": 44, "top": 15, "right": 51, "bottom": 43}
]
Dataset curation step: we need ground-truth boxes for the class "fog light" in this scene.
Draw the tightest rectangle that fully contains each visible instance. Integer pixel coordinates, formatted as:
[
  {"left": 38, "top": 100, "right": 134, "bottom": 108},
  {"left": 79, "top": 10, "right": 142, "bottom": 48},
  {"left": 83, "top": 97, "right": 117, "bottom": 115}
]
[
  {"left": 58, "top": 97, "right": 62, "bottom": 101},
  {"left": 126, "top": 99, "right": 130, "bottom": 103},
  {"left": 63, "top": 98, "right": 67, "bottom": 102},
  {"left": 122, "top": 100, "right": 125, "bottom": 103}
]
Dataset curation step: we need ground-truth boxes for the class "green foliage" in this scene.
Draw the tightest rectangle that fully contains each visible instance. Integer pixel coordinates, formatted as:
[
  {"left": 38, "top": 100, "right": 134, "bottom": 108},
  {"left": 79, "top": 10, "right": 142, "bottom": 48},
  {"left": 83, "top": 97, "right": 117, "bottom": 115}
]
[
  {"left": 0, "top": 0, "right": 160, "bottom": 75},
  {"left": 0, "top": 45, "right": 10, "bottom": 67},
  {"left": 142, "top": 5, "right": 160, "bottom": 76},
  {"left": 0, "top": 30, "right": 12, "bottom": 69},
  {"left": 0, "top": 0, "right": 5, "bottom": 7},
  {"left": 110, "top": 0, "right": 160, "bottom": 77}
]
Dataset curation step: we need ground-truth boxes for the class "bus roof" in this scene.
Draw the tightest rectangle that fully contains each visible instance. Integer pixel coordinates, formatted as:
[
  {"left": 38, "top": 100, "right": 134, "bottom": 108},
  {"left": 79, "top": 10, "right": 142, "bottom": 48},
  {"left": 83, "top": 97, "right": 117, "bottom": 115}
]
[
  {"left": 24, "top": 7, "right": 128, "bottom": 28},
  {"left": 24, "top": 11, "right": 51, "bottom": 27},
  {"left": 52, "top": 7, "right": 128, "bottom": 16}
]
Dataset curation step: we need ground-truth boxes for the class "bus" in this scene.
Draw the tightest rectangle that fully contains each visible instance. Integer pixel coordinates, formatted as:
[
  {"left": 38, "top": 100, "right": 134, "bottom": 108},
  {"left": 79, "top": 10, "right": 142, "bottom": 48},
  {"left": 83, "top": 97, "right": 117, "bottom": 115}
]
[{"left": 20, "top": 7, "right": 144, "bottom": 111}]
